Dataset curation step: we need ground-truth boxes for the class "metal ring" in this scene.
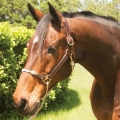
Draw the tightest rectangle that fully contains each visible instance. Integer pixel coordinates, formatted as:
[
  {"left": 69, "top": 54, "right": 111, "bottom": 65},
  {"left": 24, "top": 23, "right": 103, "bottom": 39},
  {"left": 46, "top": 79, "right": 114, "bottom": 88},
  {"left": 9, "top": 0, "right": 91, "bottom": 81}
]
[{"left": 67, "top": 36, "right": 74, "bottom": 46}]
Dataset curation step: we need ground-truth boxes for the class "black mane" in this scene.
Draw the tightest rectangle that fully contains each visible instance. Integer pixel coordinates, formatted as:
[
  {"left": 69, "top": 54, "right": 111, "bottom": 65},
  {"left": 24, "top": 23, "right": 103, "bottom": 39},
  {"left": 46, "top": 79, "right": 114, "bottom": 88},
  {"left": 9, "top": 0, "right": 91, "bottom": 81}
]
[{"left": 62, "top": 11, "right": 118, "bottom": 23}]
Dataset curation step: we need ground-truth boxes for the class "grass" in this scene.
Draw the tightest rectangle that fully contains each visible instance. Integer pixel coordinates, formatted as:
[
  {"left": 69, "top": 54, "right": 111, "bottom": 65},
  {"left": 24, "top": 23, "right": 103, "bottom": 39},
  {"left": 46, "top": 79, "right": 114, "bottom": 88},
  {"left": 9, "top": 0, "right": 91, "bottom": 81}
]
[{"left": 31, "top": 64, "right": 96, "bottom": 120}]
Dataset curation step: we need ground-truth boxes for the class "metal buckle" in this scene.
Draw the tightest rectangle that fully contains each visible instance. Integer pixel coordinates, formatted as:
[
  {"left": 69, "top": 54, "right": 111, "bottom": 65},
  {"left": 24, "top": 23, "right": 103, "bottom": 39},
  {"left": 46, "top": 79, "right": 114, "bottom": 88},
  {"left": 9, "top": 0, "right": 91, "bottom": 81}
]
[
  {"left": 42, "top": 75, "right": 51, "bottom": 84},
  {"left": 67, "top": 36, "right": 74, "bottom": 46}
]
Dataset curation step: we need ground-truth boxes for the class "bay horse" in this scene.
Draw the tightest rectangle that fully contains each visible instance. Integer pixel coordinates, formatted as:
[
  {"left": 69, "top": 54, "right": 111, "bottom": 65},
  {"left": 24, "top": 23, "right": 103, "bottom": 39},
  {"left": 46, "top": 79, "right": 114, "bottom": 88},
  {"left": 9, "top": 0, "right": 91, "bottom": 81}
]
[{"left": 13, "top": 2, "right": 120, "bottom": 120}]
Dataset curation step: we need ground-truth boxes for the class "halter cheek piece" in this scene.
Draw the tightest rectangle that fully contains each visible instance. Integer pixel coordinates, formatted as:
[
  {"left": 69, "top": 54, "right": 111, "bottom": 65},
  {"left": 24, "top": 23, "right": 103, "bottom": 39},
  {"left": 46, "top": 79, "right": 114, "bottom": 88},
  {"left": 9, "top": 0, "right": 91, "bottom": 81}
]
[{"left": 22, "top": 18, "right": 74, "bottom": 118}]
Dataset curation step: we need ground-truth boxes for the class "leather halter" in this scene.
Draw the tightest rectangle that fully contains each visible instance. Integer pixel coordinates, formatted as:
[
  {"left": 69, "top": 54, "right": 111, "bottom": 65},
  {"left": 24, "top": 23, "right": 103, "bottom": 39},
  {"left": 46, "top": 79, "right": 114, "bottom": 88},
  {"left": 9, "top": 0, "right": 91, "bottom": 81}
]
[
  {"left": 22, "top": 18, "right": 74, "bottom": 118},
  {"left": 22, "top": 19, "right": 74, "bottom": 85}
]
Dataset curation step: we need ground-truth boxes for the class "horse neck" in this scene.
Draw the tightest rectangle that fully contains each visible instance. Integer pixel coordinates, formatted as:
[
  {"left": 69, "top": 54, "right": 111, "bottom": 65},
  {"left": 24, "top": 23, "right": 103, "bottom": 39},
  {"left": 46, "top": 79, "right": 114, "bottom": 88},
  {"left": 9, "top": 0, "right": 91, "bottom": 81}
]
[
  {"left": 68, "top": 17, "right": 117, "bottom": 49},
  {"left": 67, "top": 17, "right": 120, "bottom": 97}
]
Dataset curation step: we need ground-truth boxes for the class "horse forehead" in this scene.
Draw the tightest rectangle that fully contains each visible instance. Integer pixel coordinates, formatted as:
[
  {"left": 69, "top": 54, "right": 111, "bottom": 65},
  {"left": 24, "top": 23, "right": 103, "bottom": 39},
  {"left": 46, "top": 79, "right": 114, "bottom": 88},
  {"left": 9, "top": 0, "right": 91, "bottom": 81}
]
[{"left": 47, "top": 26, "right": 64, "bottom": 40}]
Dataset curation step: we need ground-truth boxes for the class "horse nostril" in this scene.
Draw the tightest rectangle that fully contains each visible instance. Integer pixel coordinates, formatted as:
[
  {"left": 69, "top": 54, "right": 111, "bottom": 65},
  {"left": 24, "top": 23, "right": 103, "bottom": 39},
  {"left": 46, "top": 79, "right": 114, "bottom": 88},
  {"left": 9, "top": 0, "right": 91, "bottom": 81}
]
[{"left": 19, "top": 99, "right": 27, "bottom": 110}]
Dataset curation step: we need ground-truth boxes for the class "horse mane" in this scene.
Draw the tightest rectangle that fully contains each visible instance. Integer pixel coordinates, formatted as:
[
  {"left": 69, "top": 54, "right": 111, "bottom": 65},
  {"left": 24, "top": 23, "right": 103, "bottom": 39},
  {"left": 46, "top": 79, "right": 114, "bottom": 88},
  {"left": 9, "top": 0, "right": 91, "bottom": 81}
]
[
  {"left": 62, "top": 11, "right": 117, "bottom": 22},
  {"left": 62, "top": 11, "right": 119, "bottom": 28}
]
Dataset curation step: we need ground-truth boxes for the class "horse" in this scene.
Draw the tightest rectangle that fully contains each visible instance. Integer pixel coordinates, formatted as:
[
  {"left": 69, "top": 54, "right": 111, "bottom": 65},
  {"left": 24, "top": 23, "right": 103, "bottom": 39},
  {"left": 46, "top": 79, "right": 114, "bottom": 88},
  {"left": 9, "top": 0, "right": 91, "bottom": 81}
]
[{"left": 13, "top": 2, "right": 120, "bottom": 120}]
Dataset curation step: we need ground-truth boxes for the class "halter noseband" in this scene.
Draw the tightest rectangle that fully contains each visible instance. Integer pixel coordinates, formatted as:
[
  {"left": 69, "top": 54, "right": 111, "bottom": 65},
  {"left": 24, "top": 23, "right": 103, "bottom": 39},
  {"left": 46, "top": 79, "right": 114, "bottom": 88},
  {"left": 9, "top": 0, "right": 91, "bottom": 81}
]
[{"left": 22, "top": 18, "right": 74, "bottom": 118}]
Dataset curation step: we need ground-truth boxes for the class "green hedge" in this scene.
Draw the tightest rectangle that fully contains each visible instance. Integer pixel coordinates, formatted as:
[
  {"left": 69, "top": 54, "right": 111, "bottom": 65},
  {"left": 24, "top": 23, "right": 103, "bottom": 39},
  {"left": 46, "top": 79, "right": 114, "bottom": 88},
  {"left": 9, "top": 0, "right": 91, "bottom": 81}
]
[{"left": 0, "top": 22, "right": 70, "bottom": 118}]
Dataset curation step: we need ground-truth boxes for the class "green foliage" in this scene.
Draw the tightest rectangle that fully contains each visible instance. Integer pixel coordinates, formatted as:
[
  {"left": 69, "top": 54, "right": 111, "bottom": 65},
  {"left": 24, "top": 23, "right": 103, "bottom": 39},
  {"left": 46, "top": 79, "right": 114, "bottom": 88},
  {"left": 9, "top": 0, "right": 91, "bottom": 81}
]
[
  {"left": 0, "top": 0, "right": 38, "bottom": 28},
  {"left": 43, "top": 77, "right": 71, "bottom": 111},
  {"left": 0, "top": 0, "right": 81, "bottom": 28},
  {"left": 0, "top": 22, "right": 33, "bottom": 117},
  {"left": 0, "top": 22, "right": 70, "bottom": 118},
  {"left": 39, "top": 0, "right": 81, "bottom": 13}
]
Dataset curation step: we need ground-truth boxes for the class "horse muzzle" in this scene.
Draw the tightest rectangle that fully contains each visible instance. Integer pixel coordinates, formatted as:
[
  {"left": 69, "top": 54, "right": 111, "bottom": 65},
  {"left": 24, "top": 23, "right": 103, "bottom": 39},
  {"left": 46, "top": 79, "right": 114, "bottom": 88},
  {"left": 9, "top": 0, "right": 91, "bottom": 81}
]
[{"left": 13, "top": 94, "right": 42, "bottom": 116}]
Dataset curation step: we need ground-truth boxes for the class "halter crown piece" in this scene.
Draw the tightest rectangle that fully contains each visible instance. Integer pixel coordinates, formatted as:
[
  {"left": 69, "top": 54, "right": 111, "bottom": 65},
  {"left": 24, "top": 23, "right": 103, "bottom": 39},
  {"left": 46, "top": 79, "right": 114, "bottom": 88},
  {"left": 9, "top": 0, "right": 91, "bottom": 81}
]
[{"left": 22, "top": 18, "right": 75, "bottom": 120}]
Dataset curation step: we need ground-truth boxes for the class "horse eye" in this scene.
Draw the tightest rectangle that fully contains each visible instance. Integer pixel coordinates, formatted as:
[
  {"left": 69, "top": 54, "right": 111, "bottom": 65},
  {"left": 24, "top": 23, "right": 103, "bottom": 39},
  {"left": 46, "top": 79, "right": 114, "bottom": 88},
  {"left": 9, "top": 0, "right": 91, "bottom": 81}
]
[{"left": 47, "top": 46, "right": 56, "bottom": 54}]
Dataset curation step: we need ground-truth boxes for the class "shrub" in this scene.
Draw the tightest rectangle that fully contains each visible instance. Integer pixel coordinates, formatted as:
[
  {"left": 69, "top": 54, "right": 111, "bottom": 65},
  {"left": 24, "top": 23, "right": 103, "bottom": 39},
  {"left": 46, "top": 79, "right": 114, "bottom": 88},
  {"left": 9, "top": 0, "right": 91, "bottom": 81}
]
[
  {"left": 0, "top": 22, "right": 70, "bottom": 118},
  {"left": 0, "top": 22, "right": 33, "bottom": 118}
]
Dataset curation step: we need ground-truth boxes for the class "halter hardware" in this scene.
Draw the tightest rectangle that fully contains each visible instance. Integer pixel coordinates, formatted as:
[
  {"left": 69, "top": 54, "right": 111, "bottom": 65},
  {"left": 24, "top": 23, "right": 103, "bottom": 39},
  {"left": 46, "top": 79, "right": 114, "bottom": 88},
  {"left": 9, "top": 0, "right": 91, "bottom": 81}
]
[
  {"left": 70, "top": 53, "right": 75, "bottom": 70},
  {"left": 22, "top": 18, "right": 75, "bottom": 119},
  {"left": 44, "top": 75, "right": 51, "bottom": 83},
  {"left": 67, "top": 36, "right": 74, "bottom": 46}
]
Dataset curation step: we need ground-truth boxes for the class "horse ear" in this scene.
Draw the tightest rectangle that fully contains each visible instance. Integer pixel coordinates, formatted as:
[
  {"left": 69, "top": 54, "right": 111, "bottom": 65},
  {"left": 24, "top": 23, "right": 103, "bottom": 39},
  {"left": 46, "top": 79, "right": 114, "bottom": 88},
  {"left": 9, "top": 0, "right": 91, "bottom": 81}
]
[
  {"left": 47, "top": 2, "right": 63, "bottom": 24},
  {"left": 28, "top": 3, "right": 44, "bottom": 22}
]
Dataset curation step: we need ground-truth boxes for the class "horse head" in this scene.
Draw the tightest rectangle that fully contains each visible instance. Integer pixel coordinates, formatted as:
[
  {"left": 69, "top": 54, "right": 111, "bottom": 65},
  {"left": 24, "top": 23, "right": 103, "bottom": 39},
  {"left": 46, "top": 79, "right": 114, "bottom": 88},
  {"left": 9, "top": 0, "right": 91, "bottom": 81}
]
[{"left": 13, "top": 3, "right": 75, "bottom": 116}]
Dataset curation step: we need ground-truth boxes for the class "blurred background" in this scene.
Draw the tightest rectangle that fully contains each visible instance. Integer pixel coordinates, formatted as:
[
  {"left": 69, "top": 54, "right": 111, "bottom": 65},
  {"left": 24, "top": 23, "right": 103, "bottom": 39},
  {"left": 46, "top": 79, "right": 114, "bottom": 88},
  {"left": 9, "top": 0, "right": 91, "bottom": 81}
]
[{"left": 0, "top": 0, "right": 119, "bottom": 119}]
